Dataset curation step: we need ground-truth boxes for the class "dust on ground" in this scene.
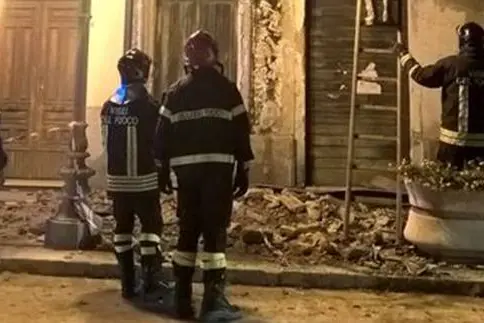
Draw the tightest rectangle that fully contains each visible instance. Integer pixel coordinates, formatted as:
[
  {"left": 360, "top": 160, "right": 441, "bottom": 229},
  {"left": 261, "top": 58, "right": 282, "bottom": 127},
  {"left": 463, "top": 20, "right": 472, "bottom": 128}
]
[
  {"left": 2, "top": 273, "right": 484, "bottom": 323},
  {"left": 0, "top": 187, "right": 467, "bottom": 276}
]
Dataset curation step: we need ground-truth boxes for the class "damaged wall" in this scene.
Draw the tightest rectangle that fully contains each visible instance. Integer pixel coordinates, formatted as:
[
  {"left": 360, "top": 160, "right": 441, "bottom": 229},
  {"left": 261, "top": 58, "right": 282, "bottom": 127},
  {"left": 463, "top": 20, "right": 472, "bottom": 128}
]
[
  {"left": 116, "top": 0, "right": 305, "bottom": 187},
  {"left": 408, "top": 0, "right": 484, "bottom": 162},
  {"left": 248, "top": 0, "right": 306, "bottom": 186}
]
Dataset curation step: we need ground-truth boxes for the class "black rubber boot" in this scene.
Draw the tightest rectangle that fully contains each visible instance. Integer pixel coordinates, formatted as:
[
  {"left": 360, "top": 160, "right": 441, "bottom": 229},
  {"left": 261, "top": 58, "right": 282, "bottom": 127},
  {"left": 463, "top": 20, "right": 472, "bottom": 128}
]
[
  {"left": 140, "top": 253, "right": 173, "bottom": 297},
  {"left": 137, "top": 253, "right": 175, "bottom": 313},
  {"left": 173, "top": 263, "right": 196, "bottom": 320},
  {"left": 115, "top": 249, "right": 137, "bottom": 300},
  {"left": 199, "top": 269, "right": 242, "bottom": 322}
]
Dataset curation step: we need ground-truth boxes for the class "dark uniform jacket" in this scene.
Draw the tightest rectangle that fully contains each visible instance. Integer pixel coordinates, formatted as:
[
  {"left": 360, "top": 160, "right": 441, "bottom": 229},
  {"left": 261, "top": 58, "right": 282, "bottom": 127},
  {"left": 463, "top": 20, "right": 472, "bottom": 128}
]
[
  {"left": 401, "top": 50, "right": 484, "bottom": 148},
  {"left": 101, "top": 83, "right": 159, "bottom": 193},
  {"left": 154, "top": 68, "right": 253, "bottom": 171}
]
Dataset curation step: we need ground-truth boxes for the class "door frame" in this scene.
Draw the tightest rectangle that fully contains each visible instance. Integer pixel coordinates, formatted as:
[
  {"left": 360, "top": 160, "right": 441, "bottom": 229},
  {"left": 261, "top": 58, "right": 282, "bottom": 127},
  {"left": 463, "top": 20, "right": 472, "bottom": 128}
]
[{"left": 74, "top": 0, "right": 92, "bottom": 122}]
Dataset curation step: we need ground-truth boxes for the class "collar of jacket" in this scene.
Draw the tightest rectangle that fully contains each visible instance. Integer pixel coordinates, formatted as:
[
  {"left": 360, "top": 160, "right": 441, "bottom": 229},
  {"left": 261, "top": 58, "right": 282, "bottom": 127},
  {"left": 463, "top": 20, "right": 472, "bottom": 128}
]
[
  {"left": 109, "top": 82, "right": 147, "bottom": 105},
  {"left": 459, "top": 45, "right": 484, "bottom": 58}
]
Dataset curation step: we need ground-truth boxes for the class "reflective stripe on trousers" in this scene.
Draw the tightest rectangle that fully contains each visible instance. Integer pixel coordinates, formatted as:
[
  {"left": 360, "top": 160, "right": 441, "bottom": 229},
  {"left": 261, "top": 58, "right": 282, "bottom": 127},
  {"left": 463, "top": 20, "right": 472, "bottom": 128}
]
[{"left": 170, "top": 153, "right": 235, "bottom": 167}]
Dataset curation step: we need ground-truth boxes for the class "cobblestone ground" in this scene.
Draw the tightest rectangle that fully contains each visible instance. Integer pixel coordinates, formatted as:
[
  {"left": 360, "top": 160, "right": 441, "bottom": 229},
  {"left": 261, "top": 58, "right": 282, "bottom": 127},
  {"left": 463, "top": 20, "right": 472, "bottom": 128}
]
[{"left": 2, "top": 273, "right": 484, "bottom": 323}]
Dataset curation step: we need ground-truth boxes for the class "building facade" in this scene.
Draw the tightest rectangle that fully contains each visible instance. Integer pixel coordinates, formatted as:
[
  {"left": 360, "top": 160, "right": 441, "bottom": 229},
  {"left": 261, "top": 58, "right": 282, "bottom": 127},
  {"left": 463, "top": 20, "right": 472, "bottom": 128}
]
[{"left": 129, "top": 0, "right": 480, "bottom": 188}]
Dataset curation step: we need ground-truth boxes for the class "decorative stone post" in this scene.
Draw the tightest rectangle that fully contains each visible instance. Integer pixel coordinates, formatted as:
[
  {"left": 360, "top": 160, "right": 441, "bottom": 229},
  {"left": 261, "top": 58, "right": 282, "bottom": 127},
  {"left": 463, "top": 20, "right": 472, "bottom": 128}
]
[{"left": 44, "top": 121, "right": 99, "bottom": 250}]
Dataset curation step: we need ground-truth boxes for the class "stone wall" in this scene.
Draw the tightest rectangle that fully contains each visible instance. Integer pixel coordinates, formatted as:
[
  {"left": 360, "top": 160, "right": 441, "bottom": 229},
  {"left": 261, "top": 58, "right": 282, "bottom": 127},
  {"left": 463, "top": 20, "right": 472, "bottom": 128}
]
[{"left": 247, "top": 0, "right": 305, "bottom": 186}]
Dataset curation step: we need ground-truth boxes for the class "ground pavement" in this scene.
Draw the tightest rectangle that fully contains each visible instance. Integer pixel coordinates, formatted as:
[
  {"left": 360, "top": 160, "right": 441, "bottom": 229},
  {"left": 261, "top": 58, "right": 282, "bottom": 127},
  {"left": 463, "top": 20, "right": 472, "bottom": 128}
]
[{"left": 2, "top": 273, "right": 484, "bottom": 323}]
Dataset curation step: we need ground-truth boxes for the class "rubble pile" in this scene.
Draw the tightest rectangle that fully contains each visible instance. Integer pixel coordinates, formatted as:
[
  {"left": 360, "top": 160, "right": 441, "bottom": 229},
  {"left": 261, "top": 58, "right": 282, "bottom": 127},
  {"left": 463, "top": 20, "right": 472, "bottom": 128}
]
[
  {"left": 228, "top": 188, "right": 434, "bottom": 275},
  {"left": 0, "top": 190, "right": 58, "bottom": 244},
  {"left": 0, "top": 187, "right": 440, "bottom": 276}
]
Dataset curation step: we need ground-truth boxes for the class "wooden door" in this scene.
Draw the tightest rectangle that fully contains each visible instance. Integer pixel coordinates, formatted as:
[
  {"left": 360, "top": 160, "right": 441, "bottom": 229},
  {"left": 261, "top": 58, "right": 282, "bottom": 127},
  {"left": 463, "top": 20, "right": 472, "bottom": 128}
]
[
  {"left": 307, "top": 0, "right": 402, "bottom": 186},
  {"left": 154, "top": 0, "right": 238, "bottom": 98},
  {"left": 0, "top": 0, "right": 89, "bottom": 180}
]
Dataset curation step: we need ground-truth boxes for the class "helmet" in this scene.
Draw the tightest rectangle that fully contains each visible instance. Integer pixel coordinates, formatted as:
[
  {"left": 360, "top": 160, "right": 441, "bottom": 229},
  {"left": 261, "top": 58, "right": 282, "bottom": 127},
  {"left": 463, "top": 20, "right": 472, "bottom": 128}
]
[
  {"left": 117, "top": 48, "right": 152, "bottom": 84},
  {"left": 183, "top": 30, "right": 219, "bottom": 69},
  {"left": 457, "top": 22, "right": 484, "bottom": 49}
]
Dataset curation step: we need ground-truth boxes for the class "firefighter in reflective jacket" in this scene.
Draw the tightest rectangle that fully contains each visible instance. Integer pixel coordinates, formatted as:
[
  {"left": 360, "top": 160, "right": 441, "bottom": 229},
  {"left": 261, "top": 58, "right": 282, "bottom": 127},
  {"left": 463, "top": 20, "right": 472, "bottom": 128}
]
[
  {"left": 101, "top": 48, "right": 172, "bottom": 304},
  {"left": 395, "top": 22, "right": 484, "bottom": 168},
  {"left": 155, "top": 30, "right": 253, "bottom": 321}
]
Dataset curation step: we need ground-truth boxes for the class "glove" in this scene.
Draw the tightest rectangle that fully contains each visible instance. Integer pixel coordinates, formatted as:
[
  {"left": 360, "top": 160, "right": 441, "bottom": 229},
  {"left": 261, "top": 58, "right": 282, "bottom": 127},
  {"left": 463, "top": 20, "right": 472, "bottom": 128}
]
[
  {"left": 392, "top": 42, "right": 408, "bottom": 56},
  {"left": 233, "top": 161, "right": 249, "bottom": 199},
  {"left": 158, "top": 164, "right": 173, "bottom": 194}
]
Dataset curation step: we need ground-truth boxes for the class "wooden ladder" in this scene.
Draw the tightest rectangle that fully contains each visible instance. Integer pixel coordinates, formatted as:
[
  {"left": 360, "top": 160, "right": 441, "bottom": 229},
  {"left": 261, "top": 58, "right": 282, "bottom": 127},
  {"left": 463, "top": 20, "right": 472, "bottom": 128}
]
[{"left": 343, "top": 0, "right": 404, "bottom": 243}]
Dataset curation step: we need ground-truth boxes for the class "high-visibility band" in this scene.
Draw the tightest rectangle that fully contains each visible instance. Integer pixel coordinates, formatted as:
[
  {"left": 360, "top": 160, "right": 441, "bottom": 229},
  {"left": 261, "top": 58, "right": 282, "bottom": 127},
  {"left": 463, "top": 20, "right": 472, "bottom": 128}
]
[
  {"left": 409, "top": 64, "right": 419, "bottom": 78},
  {"left": 140, "top": 246, "right": 157, "bottom": 255},
  {"left": 172, "top": 250, "right": 197, "bottom": 267},
  {"left": 138, "top": 233, "right": 161, "bottom": 243},
  {"left": 170, "top": 153, "right": 235, "bottom": 166},
  {"left": 107, "top": 172, "right": 158, "bottom": 192},
  {"left": 457, "top": 77, "right": 470, "bottom": 133},
  {"left": 126, "top": 125, "right": 137, "bottom": 176},
  {"left": 400, "top": 53, "right": 413, "bottom": 66},
  {"left": 199, "top": 252, "right": 227, "bottom": 270},
  {"left": 232, "top": 104, "right": 247, "bottom": 117},
  {"left": 114, "top": 234, "right": 132, "bottom": 243},
  {"left": 107, "top": 183, "right": 158, "bottom": 192},
  {"left": 171, "top": 108, "right": 232, "bottom": 123},
  {"left": 439, "top": 127, "right": 484, "bottom": 147},
  {"left": 107, "top": 172, "right": 158, "bottom": 181},
  {"left": 159, "top": 105, "right": 172, "bottom": 118},
  {"left": 159, "top": 105, "right": 247, "bottom": 123}
]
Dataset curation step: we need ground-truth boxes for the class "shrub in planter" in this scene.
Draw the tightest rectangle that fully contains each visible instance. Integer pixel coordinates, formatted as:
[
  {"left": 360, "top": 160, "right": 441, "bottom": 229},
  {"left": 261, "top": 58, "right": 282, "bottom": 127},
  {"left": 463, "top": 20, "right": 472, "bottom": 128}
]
[{"left": 398, "top": 159, "right": 484, "bottom": 262}]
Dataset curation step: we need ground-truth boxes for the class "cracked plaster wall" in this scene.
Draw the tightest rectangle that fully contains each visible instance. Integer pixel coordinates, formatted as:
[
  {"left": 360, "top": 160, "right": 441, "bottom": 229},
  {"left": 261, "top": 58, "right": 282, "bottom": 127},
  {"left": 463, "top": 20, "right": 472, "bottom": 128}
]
[{"left": 248, "top": 0, "right": 306, "bottom": 187}]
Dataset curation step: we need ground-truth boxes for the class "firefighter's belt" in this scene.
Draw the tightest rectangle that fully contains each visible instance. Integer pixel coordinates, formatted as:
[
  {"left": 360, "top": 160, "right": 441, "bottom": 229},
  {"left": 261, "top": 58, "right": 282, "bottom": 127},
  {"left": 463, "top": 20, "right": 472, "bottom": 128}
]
[{"left": 439, "top": 127, "right": 484, "bottom": 147}]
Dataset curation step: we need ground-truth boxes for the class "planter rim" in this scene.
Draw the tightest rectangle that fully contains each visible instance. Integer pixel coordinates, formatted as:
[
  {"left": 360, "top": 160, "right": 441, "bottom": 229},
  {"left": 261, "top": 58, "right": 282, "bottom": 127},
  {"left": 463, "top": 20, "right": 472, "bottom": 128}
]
[{"left": 403, "top": 179, "right": 484, "bottom": 194}]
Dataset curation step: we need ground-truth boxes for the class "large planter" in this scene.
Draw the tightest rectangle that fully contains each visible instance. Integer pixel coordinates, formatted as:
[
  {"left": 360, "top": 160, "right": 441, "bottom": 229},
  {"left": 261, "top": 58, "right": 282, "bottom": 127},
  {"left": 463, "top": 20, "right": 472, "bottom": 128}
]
[{"left": 404, "top": 180, "right": 484, "bottom": 262}]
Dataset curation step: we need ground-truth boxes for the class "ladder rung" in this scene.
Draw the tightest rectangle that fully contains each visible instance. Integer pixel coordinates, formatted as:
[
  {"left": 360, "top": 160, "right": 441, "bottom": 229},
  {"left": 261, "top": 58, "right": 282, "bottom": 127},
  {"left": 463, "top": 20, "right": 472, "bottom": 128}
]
[
  {"left": 361, "top": 22, "right": 400, "bottom": 28},
  {"left": 351, "top": 164, "right": 395, "bottom": 172},
  {"left": 355, "top": 134, "right": 398, "bottom": 141},
  {"left": 360, "top": 48, "right": 394, "bottom": 54},
  {"left": 357, "top": 75, "right": 398, "bottom": 83},
  {"left": 358, "top": 104, "right": 398, "bottom": 112}
]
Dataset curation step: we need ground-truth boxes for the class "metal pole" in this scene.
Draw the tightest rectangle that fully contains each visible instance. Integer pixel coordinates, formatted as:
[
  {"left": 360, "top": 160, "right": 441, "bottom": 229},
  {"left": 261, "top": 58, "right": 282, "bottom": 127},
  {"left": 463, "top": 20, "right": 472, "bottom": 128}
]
[
  {"left": 395, "top": 1, "right": 404, "bottom": 244},
  {"left": 343, "top": 0, "right": 363, "bottom": 239}
]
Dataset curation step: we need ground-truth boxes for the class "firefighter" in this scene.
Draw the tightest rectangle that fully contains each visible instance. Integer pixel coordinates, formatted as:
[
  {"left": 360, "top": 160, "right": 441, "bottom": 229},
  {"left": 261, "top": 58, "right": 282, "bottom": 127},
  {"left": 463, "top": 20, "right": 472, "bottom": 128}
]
[
  {"left": 155, "top": 30, "right": 253, "bottom": 321},
  {"left": 395, "top": 22, "right": 484, "bottom": 168},
  {"left": 100, "top": 48, "right": 172, "bottom": 305}
]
